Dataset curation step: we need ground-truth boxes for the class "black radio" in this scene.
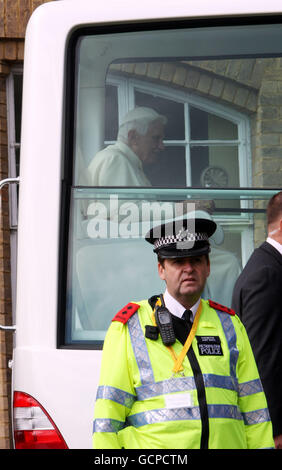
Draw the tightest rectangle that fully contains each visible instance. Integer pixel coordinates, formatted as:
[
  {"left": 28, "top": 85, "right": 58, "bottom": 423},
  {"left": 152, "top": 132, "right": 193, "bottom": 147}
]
[{"left": 155, "top": 304, "right": 176, "bottom": 346}]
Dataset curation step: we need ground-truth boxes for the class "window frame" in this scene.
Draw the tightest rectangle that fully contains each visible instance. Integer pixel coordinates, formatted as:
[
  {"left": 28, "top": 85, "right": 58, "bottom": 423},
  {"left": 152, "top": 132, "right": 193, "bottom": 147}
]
[
  {"left": 6, "top": 67, "right": 23, "bottom": 319},
  {"left": 6, "top": 68, "right": 22, "bottom": 228},
  {"left": 59, "top": 19, "right": 282, "bottom": 349},
  {"left": 106, "top": 75, "right": 252, "bottom": 188}
]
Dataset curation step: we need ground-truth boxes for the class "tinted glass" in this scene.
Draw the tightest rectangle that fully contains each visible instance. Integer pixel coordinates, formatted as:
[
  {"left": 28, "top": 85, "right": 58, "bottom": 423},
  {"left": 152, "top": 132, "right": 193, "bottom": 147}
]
[{"left": 63, "top": 23, "right": 282, "bottom": 346}]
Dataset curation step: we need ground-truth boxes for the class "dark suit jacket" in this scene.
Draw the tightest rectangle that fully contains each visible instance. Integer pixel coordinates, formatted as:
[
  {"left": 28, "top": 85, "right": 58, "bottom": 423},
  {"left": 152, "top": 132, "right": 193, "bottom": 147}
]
[{"left": 232, "top": 241, "right": 282, "bottom": 437}]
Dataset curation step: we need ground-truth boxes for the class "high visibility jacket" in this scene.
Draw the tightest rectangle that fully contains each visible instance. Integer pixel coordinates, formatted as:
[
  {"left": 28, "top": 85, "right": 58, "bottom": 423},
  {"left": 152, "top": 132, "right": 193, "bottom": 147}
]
[{"left": 93, "top": 298, "right": 274, "bottom": 449}]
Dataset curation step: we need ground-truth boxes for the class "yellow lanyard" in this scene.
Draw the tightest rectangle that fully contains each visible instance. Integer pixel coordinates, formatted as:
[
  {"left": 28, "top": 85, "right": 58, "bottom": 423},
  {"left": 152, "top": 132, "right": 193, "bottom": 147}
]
[{"left": 152, "top": 298, "right": 202, "bottom": 375}]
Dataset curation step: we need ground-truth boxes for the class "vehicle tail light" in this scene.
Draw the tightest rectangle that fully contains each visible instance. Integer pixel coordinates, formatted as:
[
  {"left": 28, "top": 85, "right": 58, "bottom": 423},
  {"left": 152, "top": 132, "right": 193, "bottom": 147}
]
[{"left": 13, "top": 391, "right": 68, "bottom": 449}]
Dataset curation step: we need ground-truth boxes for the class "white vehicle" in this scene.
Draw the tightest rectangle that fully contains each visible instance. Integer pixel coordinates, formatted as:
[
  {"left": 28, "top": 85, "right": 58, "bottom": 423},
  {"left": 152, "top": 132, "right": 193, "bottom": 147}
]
[{"left": 9, "top": 0, "right": 282, "bottom": 449}]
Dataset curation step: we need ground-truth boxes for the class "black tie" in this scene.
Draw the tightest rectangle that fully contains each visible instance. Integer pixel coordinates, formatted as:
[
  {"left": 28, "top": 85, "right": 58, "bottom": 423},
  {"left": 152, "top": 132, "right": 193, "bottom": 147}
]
[{"left": 182, "top": 309, "right": 193, "bottom": 325}]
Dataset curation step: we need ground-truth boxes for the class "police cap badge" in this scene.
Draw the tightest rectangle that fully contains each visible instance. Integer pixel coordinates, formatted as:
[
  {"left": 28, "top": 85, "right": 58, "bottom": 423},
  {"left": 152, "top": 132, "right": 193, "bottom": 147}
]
[{"left": 145, "top": 217, "right": 217, "bottom": 258}]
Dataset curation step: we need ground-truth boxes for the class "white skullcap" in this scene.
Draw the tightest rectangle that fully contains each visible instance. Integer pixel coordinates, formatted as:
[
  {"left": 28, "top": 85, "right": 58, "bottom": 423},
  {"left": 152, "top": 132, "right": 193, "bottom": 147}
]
[{"left": 120, "top": 107, "right": 167, "bottom": 126}]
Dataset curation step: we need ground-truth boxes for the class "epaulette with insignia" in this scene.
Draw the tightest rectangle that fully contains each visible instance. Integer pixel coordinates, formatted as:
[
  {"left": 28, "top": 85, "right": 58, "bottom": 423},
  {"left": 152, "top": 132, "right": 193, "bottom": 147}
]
[
  {"left": 112, "top": 302, "right": 140, "bottom": 324},
  {"left": 208, "top": 299, "right": 235, "bottom": 316}
]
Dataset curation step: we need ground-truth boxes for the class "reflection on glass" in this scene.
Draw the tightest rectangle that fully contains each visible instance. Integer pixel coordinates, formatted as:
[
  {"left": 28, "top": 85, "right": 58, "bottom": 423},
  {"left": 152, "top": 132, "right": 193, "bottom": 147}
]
[
  {"left": 70, "top": 24, "right": 282, "bottom": 345},
  {"left": 191, "top": 145, "right": 239, "bottom": 187},
  {"left": 87, "top": 107, "right": 167, "bottom": 187},
  {"left": 144, "top": 146, "right": 186, "bottom": 187},
  {"left": 65, "top": 190, "right": 273, "bottom": 345},
  {"left": 135, "top": 90, "right": 185, "bottom": 140},
  {"left": 190, "top": 106, "right": 238, "bottom": 140},
  {"left": 105, "top": 85, "right": 119, "bottom": 141},
  {"left": 83, "top": 77, "right": 242, "bottom": 189}
]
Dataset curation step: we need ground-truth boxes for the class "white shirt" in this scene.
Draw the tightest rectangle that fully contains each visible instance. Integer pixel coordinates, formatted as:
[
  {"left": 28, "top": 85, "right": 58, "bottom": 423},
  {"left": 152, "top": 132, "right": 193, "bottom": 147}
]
[
  {"left": 163, "top": 289, "right": 201, "bottom": 322},
  {"left": 266, "top": 236, "right": 282, "bottom": 256},
  {"left": 87, "top": 140, "right": 151, "bottom": 187},
  {"left": 86, "top": 140, "right": 152, "bottom": 227}
]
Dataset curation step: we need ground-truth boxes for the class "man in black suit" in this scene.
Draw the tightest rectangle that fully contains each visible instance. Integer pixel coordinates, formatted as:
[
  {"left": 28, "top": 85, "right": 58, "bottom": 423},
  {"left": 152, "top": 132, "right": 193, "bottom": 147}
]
[{"left": 232, "top": 191, "right": 282, "bottom": 449}]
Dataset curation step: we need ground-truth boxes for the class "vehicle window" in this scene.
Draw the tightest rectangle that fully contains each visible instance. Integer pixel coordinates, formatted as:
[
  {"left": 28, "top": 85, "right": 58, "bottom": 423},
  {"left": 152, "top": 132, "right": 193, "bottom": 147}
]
[{"left": 61, "top": 22, "right": 282, "bottom": 347}]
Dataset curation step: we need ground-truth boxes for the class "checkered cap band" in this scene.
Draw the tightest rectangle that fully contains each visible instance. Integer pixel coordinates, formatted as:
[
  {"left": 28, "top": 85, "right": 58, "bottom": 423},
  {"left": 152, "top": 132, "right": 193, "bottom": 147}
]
[{"left": 153, "top": 229, "right": 208, "bottom": 250}]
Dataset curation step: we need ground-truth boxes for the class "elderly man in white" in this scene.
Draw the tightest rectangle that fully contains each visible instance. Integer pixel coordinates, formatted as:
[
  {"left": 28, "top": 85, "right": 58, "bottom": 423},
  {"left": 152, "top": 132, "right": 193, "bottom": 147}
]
[{"left": 87, "top": 107, "right": 166, "bottom": 187}]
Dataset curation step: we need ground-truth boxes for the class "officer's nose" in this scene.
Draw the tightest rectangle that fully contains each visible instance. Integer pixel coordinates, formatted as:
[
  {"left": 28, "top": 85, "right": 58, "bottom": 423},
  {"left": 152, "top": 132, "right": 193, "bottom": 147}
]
[{"left": 182, "top": 259, "right": 194, "bottom": 272}]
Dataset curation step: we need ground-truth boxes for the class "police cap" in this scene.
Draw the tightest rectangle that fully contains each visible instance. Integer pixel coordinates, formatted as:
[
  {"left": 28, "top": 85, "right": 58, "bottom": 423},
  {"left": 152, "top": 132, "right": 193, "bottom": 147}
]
[{"left": 145, "top": 217, "right": 217, "bottom": 258}]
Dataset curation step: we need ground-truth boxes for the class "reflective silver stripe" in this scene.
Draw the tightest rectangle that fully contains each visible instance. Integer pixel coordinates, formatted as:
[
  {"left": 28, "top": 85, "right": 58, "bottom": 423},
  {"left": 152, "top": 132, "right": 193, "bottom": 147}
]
[
  {"left": 127, "top": 404, "right": 243, "bottom": 428},
  {"left": 127, "top": 407, "right": 201, "bottom": 427},
  {"left": 128, "top": 312, "right": 155, "bottom": 385},
  {"left": 136, "top": 374, "right": 236, "bottom": 401},
  {"left": 208, "top": 404, "right": 243, "bottom": 421},
  {"left": 203, "top": 374, "right": 235, "bottom": 391},
  {"left": 239, "top": 378, "right": 264, "bottom": 397},
  {"left": 242, "top": 408, "right": 271, "bottom": 425},
  {"left": 96, "top": 385, "right": 136, "bottom": 408},
  {"left": 216, "top": 311, "right": 239, "bottom": 392},
  {"left": 93, "top": 418, "right": 125, "bottom": 433},
  {"left": 136, "top": 376, "right": 195, "bottom": 400}
]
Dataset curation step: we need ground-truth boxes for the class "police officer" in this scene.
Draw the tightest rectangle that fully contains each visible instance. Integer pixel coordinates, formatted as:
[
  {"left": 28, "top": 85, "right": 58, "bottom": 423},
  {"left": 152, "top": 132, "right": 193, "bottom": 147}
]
[{"left": 93, "top": 217, "right": 274, "bottom": 449}]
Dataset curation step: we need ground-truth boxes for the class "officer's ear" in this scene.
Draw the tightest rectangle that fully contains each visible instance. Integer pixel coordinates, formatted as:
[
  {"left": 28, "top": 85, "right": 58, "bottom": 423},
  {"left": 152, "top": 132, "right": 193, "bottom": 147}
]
[
  {"left": 201, "top": 254, "right": 210, "bottom": 278},
  {"left": 158, "top": 261, "right": 166, "bottom": 281},
  {"left": 206, "top": 254, "right": 210, "bottom": 278}
]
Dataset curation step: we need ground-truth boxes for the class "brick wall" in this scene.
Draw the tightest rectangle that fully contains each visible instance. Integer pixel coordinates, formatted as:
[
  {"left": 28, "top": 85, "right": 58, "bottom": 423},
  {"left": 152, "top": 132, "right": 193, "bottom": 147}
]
[
  {"left": 0, "top": 72, "right": 12, "bottom": 449},
  {"left": 0, "top": 0, "right": 54, "bottom": 38},
  {"left": 256, "top": 58, "right": 282, "bottom": 187},
  {"left": 111, "top": 61, "right": 259, "bottom": 114},
  {"left": 0, "top": 0, "right": 53, "bottom": 449}
]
